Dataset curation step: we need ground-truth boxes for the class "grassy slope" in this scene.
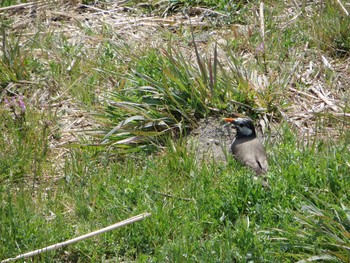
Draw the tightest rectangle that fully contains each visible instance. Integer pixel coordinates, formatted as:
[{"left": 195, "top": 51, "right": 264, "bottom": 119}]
[
  {"left": 1, "top": 130, "right": 349, "bottom": 262},
  {"left": 1, "top": 0, "right": 350, "bottom": 262}
]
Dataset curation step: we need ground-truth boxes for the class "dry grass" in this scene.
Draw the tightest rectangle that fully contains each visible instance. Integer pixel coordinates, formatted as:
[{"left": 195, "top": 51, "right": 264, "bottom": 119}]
[
  {"left": 0, "top": 0, "right": 349, "bottom": 171},
  {"left": 2, "top": 0, "right": 349, "bottom": 130}
]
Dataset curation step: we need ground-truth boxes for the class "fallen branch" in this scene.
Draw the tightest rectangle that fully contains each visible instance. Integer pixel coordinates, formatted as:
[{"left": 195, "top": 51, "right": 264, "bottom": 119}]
[
  {"left": 259, "top": 2, "right": 265, "bottom": 41},
  {"left": 310, "top": 86, "right": 339, "bottom": 112},
  {"left": 336, "top": 0, "right": 349, "bottom": 16},
  {"left": 1, "top": 212, "right": 151, "bottom": 263},
  {"left": 0, "top": 2, "right": 36, "bottom": 12},
  {"left": 289, "top": 87, "right": 318, "bottom": 100}
]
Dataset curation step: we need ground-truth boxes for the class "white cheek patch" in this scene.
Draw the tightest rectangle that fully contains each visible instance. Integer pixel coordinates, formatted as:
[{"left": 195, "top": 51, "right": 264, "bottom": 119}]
[{"left": 238, "top": 126, "right": 252, "bottom": 136}]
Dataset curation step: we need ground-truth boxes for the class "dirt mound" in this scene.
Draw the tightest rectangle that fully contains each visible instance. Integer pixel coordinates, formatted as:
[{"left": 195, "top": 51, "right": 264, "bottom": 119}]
[{"left": 189, "top": 117, "right": 234, "bottom": 163}]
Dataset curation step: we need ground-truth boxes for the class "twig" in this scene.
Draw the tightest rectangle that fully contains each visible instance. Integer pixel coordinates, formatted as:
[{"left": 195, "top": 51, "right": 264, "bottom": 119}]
[
  {"left": 259, "top": 2, "right": 268, "bottom": 74},
  {"left": 309, "top": 86, "right": 339, "bottom": 112},
  {"left": 330, "top": 112, "right": 350, "bottom": 117},
  {"left": 115, "top": 0, "right": 133, "bottom": 5},
  {"left": 190, "top": 7, "right": 229, "bottom": 17},
  {"left": 79, "top": 4, "right": 116, "bottom": 14},
  {"left": 259, "top": 2, "right": 265, "bottom": 41},
  {"left": 288, "top": 87, "right": 318, "bottom": 100},
  {"left": 1, "top": 213, "right": 151, "bottom": 263},
  {"left": 321, "top": 55, "right": 334, "bottom": 70},
  {"left": 335, "top": 0, "right": 349, "bottom": 16},
  {"left": 0, "top": 2, "right": 35, "bottom": 12}
]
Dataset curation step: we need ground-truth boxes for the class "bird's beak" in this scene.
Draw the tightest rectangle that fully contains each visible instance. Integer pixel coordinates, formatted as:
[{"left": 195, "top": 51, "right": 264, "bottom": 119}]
[{"left": 223, "top": 117, "right": 235, "bottom": 123}]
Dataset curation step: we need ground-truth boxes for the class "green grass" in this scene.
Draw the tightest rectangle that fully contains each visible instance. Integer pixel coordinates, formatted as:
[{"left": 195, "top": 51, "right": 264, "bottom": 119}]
[
  {"left": 1, "top": 128, "right": 350, "bottom": 261},
  {"left": 1, "top": 0, "right": 350, "bottom": 262}
]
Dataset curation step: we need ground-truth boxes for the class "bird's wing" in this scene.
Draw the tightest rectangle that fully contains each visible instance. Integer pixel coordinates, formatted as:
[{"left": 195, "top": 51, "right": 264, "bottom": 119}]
[
  {"left": 242, "top": 157, "right": 267, "bottom": 175},
  {"left": 255, "top": 155, "right": 268, "bottom": 174},
  {"left": 232, "top": 138, "right": 268, "bottom": 175},
  {"left": 250, "top": 139, "right": 268, "bottom": 174}
]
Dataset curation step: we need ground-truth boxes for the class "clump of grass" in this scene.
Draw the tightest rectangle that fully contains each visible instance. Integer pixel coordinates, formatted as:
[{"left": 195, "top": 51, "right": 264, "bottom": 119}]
[
  {"left": 0, "top": 26, "right": 30, "bottom": 88},
  {"left": 95, "top": 46, "right": 213, "bottom": 153},
  {"left": 0, "top": 96, "right": 51, "bottom": 184},
  {"left": 269, "top": 194, "right": 350, "bottom": 262},
  {"left": 309, "top": 2, "right": 350, "bottom": 57},
  {"left": 95, "top": 36, "right": 289, "bottom": 153}
]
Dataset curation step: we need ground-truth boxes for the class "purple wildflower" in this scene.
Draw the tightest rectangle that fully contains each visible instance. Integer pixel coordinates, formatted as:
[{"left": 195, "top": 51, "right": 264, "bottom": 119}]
[
  {"left": 18, "top": 95, "right": 26, "bottom": 112},
  {"left": 256, "top": 42, "right": 265, "bottom": 54}
]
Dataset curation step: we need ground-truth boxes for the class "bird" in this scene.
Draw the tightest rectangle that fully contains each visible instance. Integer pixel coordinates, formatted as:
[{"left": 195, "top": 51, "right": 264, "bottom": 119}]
[{"left": 223, "top": 116, "right": 268, "bottom": 176}]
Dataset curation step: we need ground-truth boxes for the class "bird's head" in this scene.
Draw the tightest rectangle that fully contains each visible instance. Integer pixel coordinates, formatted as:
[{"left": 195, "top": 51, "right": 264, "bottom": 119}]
[{"left": 223, "top": 117, "right": 256, "bottom": 138}]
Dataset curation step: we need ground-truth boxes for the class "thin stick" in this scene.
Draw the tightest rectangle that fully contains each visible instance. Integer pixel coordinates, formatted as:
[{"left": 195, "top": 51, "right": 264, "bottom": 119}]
[
  {"left": 288, "top": 87, "right": 318, "bottom": 100},
  {"left": 309, "top": 86, "right": 339, "bottom": 112},
  {"left": 336, "top": 0, "right": 349, "bottom": 16},
  {"left": 259, "top": 2, "right": 265, "bottom": 41},
  {"left": 0, "top": 2, "right": 35, "bottom": 12},
  {"left": 259, "top": 2, "right": 268, "bottom": 74},
  {"left": 1, "top": 212, "right": 151, "bottom": 263}
]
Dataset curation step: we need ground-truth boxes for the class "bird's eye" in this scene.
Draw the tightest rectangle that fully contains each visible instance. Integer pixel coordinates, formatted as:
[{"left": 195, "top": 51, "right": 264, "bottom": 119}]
[{"left": 239, "top": 123, "right": 244, "bottom": 127}]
